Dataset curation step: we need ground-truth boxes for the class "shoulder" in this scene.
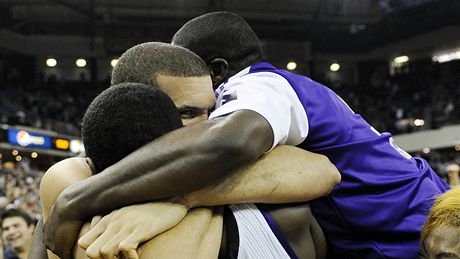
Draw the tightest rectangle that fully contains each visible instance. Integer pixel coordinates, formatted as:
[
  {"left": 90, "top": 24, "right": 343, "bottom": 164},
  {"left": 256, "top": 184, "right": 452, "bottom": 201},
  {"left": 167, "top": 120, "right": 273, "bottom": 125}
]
[
  {"left": 40, "top": 157, "right": 92, "bottom": 217},
  {"left": 219, "top": 72, "right": 294, "bottom": 101},
  {"left": 233, "top": 71, "right": 291, "bottom": 87},
  {"left": 41, "top": 157, "right": 92, "bottom": 187}
]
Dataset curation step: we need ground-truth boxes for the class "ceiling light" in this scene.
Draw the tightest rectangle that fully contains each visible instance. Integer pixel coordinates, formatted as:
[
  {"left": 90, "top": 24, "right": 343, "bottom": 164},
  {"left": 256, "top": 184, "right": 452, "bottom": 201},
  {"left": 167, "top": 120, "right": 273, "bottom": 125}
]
[
  {"left": 432, "top": 51, "right": 460, "bottom": 63},
  {"left": 330, "top": 63, "right": 340, "bottom": 72},
  {"left": 286, "top": 61, "right": 297, "bottom": 71},
  {"left": 46, "top": 58, "right": 57, "bottom": 67},
  {"left": 413, "top": 119, "right": 425, "bottom": 127},
  {"left": 394, "top": 55, "right": 409, "bottom": 64},
  {"left": 76, "top": 58, "right": 87, "bottom": 68}
]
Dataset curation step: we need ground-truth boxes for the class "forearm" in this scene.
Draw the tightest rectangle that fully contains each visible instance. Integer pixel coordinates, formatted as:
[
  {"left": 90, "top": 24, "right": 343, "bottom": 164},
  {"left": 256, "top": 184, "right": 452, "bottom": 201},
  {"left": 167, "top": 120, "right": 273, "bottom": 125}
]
[
  {"left": 185, "top": 146, "right": 341, "bottom": 207},
  {"left": 137, "top": 207, "right": 223, "bottom": 259},
  {"left": 58, "top": 111, "right": 273, "bottom": 219},
  {"left": 28, "top": 219, "right": 49, "bottom": 259}
]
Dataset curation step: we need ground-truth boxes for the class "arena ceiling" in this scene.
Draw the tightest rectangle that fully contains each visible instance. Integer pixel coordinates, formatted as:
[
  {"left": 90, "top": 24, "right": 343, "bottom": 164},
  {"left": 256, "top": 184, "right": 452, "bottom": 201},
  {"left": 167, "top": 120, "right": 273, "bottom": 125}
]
[{"left": 0, "top": 0, "right": 459, "bottom": 53}]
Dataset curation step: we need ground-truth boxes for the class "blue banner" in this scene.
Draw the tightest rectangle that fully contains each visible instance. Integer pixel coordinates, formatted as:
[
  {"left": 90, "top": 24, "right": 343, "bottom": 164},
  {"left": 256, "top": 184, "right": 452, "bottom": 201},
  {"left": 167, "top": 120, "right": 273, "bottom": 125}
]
[{"left": 7, "top": 129, "right": 53, "bottom": 149}]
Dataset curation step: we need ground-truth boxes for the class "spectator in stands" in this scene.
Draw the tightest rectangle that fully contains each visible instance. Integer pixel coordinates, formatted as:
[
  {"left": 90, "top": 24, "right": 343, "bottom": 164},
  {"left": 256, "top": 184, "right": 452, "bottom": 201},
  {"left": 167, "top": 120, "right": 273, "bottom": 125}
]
[
  {"left": 0, "top": 209, "right": 35, "bottom": 259},
  {"left": 447, "top": 164, "right": 460, "bottom": 186},
  {"left": 421, "top": 187, "right": 460, "bottom": 258}
]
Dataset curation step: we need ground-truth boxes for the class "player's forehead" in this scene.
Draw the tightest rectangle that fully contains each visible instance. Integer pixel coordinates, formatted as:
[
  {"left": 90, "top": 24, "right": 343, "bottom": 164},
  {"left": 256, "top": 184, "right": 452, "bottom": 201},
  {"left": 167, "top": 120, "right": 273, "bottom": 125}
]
[
  {"left": 155, "top": 74, "right": 214, "bottom": 106},
  {"left": 155, "top": 73, "right": 211, "bottom": 88}
]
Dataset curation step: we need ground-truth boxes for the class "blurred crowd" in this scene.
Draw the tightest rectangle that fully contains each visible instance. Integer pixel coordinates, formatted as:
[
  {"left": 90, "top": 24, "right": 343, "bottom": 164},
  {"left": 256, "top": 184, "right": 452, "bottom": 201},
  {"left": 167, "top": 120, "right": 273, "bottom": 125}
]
[
  {"left": 0, "top": 158, "right": 42, "bottom": 258},
  {"left": 0, "top": 57, "right": 460, "bottom": 258},
  {"left": 331, "top": 64, "right": 460, "bottom": 134},
  {"left": 0, "top": 60, "right": 105, "bottom": 137},
  {"left": 1, "top": 60, "right": 460, "bottom": 137},
  {"left": 0, "top": 158, "right": 42, "bottom": 221}
]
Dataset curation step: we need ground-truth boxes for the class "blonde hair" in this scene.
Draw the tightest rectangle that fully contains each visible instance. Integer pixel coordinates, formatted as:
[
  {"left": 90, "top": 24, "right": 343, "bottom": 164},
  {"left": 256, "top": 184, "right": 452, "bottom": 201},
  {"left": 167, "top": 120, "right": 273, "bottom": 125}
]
[{"left": 422, "top": 187, "right": 460, "bottom": 241}]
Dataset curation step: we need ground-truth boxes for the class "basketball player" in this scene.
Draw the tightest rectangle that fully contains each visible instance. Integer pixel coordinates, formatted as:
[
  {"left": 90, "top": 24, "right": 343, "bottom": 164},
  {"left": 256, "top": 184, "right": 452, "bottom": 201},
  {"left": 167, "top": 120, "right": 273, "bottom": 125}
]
[
  {"left": 170, "top": 12, "right": 450, "bottom": 258},
  {"left": 41, "top": 43, "right": 339, "bottom": 259},
  {"left": 44, "top": 13, "right": 449, "bottom": 258}
]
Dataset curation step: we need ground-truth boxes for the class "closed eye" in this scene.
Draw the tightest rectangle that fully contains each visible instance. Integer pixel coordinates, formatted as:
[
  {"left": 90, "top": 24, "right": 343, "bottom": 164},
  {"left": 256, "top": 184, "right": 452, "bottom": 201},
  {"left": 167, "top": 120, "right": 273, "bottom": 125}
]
[{"left": 178, "top": 107, "right": 207, "bottom": 119}]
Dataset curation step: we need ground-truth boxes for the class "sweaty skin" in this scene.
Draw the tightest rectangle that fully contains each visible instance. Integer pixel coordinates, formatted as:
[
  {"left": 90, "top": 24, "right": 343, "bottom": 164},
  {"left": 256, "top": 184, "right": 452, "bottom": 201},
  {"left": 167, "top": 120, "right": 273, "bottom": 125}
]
[
  {"left": 45, "top": 109, "right": 274, "bottom": 258},
  {"left": 42, "top": 72, "right": 262, "bottom": 257},
  {"left": 43, "top": 74, "right": 339, "bottom": 258},
  {"left": 41, "top": 157, "right": 211, "bottom": 259},
  {"left": 41, "top": 145, "right": 338, "bottom": 258},
  {"left": 155, "top": 75, "right": 215, "bottom": 127}
]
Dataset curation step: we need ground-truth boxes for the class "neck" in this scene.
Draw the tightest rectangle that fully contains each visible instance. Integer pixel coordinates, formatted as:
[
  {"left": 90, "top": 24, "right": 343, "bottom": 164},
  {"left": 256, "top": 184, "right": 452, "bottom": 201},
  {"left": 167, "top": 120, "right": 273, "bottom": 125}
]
[
  {"left": 227, "top": 67, "right": 241, "bottom": 78},
  {"left": 212, "top": 66, "right": 251, "bottom": 88}
]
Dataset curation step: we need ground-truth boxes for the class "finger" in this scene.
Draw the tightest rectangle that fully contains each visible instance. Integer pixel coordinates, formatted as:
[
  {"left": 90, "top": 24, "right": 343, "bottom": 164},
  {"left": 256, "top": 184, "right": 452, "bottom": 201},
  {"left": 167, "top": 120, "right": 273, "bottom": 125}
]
[
  {"left": 100, "top": 234, "right": 128, "bottom": 259},
  {"left": 119, "top": 239, "right": 140, "bottom": 259},
  {"left": 85, "top": 232, "right": 112, "bottom": 259},
  {"left": 85, "top": 245, "right": 103, "bottom": 259},
  {"left": 90, "top": 215, "right": 103, "bottom": 228},
  {"left": 86, "top": 228, "right": 127, "bottom": 259},
  {"left": 119, "top": 228, "right": 150, "bottom": 251},
  {"left": 78, "top": 219, "right": 108, "bottom": 249},
  {"left": 119, "top": 247, "right": 139, "bottom": 259},
  {"left": 116, "top": 220, "right": 170, "bottom": 254}
]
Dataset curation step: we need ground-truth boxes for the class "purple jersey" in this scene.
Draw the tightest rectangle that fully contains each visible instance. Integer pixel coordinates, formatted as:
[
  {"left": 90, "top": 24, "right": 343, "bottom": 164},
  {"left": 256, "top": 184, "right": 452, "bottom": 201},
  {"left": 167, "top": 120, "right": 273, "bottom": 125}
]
[{"left": 214, "top": 62, "right": 449, "bottom": 258}]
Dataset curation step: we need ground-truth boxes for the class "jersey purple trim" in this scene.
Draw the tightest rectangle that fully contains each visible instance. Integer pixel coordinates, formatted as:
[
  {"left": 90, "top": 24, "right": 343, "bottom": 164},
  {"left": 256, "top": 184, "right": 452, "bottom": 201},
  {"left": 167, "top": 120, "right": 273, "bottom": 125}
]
[{"left": 258, "top": 207, "right": 299, "bottom": 259}]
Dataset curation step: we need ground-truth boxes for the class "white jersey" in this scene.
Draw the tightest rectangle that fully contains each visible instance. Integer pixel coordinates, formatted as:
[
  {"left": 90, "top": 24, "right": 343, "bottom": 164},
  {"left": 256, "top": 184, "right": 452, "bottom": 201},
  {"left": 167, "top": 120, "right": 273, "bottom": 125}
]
[
  {"left": 229, "top": 203, "right": 291, "bottom": 259},
  {"left": 209, "top": 66, "right": 308, "bottom": 150},
  {"left": 210, "top": 62, "right": 449, "bottom": 258}
]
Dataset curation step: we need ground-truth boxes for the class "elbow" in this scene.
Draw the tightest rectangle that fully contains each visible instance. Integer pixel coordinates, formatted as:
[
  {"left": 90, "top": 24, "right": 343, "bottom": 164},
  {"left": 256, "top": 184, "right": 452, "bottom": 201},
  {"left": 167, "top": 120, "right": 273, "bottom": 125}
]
[
  {"left": 320, "top": 156, "right": 341, "bottom": 194},
  {"left": 208, "top": 111, "right": 273, "bottom": 169},
  {"left": 211, "top": 133, "right": 260, "bottom": 168}
]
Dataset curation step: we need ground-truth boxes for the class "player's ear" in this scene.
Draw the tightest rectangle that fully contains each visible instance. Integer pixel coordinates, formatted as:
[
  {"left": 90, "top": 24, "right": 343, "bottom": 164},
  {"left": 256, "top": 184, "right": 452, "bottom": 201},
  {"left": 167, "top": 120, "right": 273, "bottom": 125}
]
[{"left": 209, "top": 58, "right": 229, "bottom": 87}]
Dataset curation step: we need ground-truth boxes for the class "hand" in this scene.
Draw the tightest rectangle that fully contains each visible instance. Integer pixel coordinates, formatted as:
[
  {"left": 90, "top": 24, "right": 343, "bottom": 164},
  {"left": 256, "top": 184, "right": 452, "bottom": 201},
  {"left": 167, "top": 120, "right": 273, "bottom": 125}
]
[
  {"left": 44, "top": 203, "right": 84, "bottom": 259},
  {"left": 78, "top": 202, "right": 188, "bottom": 259}
]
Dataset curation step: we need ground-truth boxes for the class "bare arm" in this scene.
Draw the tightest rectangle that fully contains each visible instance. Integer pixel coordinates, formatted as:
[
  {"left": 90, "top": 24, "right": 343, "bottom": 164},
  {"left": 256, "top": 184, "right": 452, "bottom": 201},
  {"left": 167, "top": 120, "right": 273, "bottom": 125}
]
[
  {"left": 45, "top": 111, "right": 273, "bottom": 257},
  {"left": 77, "top": 145, "right": 339, "bottom": 257},
  {"left": 27, "top": 219, "right": 49, "bottom": 259},
  {"left": 59, "top": 111, "right": 272, "bottom": 215},
  {"left": 136, "top": 207, "right": 223, "bottom": 259},
  {"left": 40, "top": 158, "right": 93, "bottom": 259},
  {"left": 40, "top": 158, "right": 192, "bottom": 259},
  {"left": 184, "top": 145, "right": 340, "bottom": 208}
]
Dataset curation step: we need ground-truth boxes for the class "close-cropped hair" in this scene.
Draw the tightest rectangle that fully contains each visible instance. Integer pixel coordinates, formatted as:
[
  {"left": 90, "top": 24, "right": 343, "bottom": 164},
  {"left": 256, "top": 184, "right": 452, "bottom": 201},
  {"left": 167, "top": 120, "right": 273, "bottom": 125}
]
[
  {"left": 0, "top": 209, "right": 35, "bottom": 227},
  {"left": 172, "top": 11, "right": 263, "bottom": 72},
  {"left": 111, "top": 42, "right": 209, "bottom": 86},
  {"left": 421, "top": 187, "right": 460, "bottom": 241},
  {"left": 81, "top": 82, "right": 183, "bottom": 172}
]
